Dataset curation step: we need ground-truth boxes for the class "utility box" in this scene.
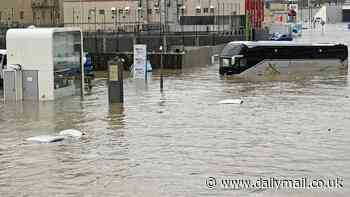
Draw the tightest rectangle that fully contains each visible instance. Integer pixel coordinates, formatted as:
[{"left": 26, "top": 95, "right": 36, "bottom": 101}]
[
  {"left": 3, "top": 69, "right": 22, "bottom": 101},
  {"left": 6, "top": 28, "right": 84, "bottom": 101},
  {"left": 108, "top": 57, "right": 124, "bottom": 104}
]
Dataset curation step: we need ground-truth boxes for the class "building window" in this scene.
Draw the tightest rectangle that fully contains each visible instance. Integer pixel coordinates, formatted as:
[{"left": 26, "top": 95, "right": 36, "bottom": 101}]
[
  {"left": 196, "top": 8, "right": 201, "bottom": 14},
  {"left": 0, "top": 12, "right": 2, "bottom": 22},
  {"left": 154, "top": 1, "right": 159, "bottom": 8},
  {"left": 155, "top": 8, "right": 160, "bottom": 14},
  {"left": 20, "top": 11, "right": 24, "bottom": 20},
  {"left": 89, "top": 9, "right": 95, "bottom": 15},
  {"left": 119, "top": 9, "right": 124, "bottom": 15},
  {"left": 148, "top": 8, "right": 152, "bottom": 15},
  {"left": 124, "top": 8, "right": 130, "bottom": 14},
  {"left": 42, "top": 11, "right": 46, "bottom": 21},
  {"left": 210, "top": 7, "right": 215, "bottom": 14},
  {"left": 203, "top": 8, "right": 209, "bottom": 13},
  {"left": 99, "top": 9, "right": 105, "bottom": 15}
]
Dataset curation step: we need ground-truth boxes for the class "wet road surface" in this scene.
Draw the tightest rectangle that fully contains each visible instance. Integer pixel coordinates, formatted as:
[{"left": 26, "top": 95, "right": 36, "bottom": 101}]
[{"left": 0, "top": 24, "right": 350, "bottom": 196}]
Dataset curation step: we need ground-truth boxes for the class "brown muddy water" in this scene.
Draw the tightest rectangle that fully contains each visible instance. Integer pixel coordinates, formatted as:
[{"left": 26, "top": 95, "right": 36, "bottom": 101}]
[{"left": 0, "top": 24, "right": 350, "bottom": 197}]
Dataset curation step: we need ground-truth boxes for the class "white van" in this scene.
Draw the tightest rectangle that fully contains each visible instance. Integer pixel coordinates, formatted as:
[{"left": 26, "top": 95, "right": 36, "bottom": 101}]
[{"left": 0, "top": 49, "right": 7, "bottom": 81}]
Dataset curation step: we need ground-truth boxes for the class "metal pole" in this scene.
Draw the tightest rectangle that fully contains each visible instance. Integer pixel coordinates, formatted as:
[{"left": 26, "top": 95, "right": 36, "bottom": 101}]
[
  {"left": 117, "top": 11, "right": 119, "bottom": 51},
  {"left": 301, "top": 1, "right": 303, "bottom": 24},
  {"left": 73, "top": 8, "right": 75, "bottom": 26},
  {"left": 80, "top": 30, "right": 85, "bottom": 98},
  {"left": 160, "top": 0, "right": 167, "bottom": 91},
  {"left": 114, "top": 11, "right": 116, "bottom": 31},
  {"left": 80, "top": 0, "right": 83, "bottom": 30},
  {"left": 181, "top": 6, "right": 185, "bottom": 50},
  {"left": 222, "top": 3, "right": 225, "bottom": 33},
  {"left": 94, "top": 8, "right": 97, "bottom": 32},
  {"left": 218, "top": 1, "right": 220, "bottom": 33},
  {"left": 160, "top": 45, "right": 164, "bottom": 90}
]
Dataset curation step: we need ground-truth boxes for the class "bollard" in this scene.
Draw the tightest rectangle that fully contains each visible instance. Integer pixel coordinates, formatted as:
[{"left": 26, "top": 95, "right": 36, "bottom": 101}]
[{"left": 108, "top": 57, "right": 124, "bottom": 103}]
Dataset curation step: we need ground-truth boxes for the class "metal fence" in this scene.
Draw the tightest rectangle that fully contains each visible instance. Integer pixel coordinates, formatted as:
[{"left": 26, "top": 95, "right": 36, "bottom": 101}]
[
  {"left": 0, "top": 28, "right": 270, "bottom": 70},
  {"left": 83, "top": 31, "right": 247, "bottom": 52},
  {"left": 83, "top": 29, "right": 270, "bottom": 69}
]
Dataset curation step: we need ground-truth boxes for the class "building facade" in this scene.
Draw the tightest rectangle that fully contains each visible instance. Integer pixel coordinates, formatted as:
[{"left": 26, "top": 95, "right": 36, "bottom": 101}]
[
  {"left": 32, "top": 0, "right": 64, "bottom": 26},
  {"left": 0, "top": 0, "right": 34, "bottom": 27},
  {"left": 182, "top": 0, "right": 245, "bottom": 16},
  {"left": 63, "top": 0, "right": 264, "bottom": 32},
  {"left": 0, "top": 0, "right": 64, "bottom": 27},
  {"left": 64, "top": 0, "right": 161, "bottom": 32}
]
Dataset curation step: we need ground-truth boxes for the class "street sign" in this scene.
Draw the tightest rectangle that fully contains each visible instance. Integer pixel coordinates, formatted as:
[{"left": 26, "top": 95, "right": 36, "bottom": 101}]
[{"left": 133, "top": 44, "right": 147, "bottom": 80}]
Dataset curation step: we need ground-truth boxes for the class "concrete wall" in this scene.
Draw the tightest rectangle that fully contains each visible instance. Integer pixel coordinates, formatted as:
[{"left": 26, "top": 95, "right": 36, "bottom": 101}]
[
  {"left": 298, "top": 7, "right": 320, "bottom": 23},
  {"left": 182, "top": 44, "right": 224, "bottom": 68},
  {"left": 83, "top": 32, "right": 244, "bottom": 53},
  {"left": 314, "top": 6, "right": 327, "bottom": 21},
  {"left": 298, "top": 6, "right": 342, "bottom": 23},
  {"left": 64, "top": 0, "right": 141, "bottom": 32},
  {"left": 0, "top": 0, "right": 33, "bottom": 26},
  {"left": 0, "top": 0, "right": 63, "bottom": 27},
  {"left": 326, "top": 6, "right": 342, "bottom": 23},
  {"left": 183, "top": 0, "right": 245, "bottom": 16}
]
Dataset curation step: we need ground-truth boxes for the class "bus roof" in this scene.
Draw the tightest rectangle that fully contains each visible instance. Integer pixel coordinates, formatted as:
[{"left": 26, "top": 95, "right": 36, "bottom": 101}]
[{"left": 227, "top": 41, "right": 342, "bottom": 48}]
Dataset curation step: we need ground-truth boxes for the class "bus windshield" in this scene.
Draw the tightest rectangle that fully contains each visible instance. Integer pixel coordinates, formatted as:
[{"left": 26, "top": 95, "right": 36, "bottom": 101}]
[
  {"left": 222, "top": 58, "right": 230, "bottom": 67},
  {"left": 221, "top": 43, "right": 244, "bottom": 57}
]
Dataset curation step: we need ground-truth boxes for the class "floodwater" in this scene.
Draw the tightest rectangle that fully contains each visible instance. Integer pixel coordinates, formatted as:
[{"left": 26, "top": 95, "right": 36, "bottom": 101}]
[{"left": 1, "top": 24, "right": 350, "bottom": 197}]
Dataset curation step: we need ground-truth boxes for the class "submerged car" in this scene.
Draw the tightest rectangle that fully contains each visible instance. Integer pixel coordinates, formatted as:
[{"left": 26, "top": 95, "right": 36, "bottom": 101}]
[{"left": 270, "top": 33, "right": 293, "bottom": 41}]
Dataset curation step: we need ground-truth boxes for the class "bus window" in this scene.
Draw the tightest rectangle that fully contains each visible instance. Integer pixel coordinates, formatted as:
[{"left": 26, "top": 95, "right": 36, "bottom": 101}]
[
  {"left": 232, "top": 55, "right": 245, "bottom": 67},
  {"left": 222, "top": 58, "right": 230, "bottom": 67},
  {"left": 239, "top": 58, "right": 247, "bottom": 67}
]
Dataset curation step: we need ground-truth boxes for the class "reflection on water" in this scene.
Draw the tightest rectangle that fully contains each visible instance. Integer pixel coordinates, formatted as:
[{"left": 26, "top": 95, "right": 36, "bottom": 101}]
[{"left": 1, "top": 24, "right": 350, "bottom": 196}]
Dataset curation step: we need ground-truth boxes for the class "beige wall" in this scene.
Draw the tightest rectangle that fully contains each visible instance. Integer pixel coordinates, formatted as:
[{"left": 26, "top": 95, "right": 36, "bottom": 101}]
[
  {"left": 32, "top": 0, "right": 64, "bottom": 26},
  {"left": 0, "top": 0, "right": 34, "bottom": 26},
  {"left": 183, "top": 0, "right": 245, "bottom": 16},
  {"left": 64, "top": 0, "right": 161, "bottom": 32},
  {"left": 0, "top": 0, "right": 64, "bottom": 27},
  {"left": 63, "top": 0, "right": 246, "bottom": 32}
]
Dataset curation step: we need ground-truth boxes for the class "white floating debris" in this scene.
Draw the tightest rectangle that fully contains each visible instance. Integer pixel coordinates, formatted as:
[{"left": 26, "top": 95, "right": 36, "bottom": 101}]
[
  {"left": 59, "top": 129, "right": 84, "bottom": 138},
  {"left": 26, "top": 129, "right": 85, "bottom": 144},
  {"left": 218, "top": 99, "right": 244, "bottom": 104},
  {"left": 26, "top": 135, "right": 65, "bottom": 143}
]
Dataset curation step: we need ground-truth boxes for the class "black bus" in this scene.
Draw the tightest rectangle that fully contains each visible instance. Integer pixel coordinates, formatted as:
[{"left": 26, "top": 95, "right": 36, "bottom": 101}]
[{"left": 219, "top": 41, "right": 348, "bottom": 76}]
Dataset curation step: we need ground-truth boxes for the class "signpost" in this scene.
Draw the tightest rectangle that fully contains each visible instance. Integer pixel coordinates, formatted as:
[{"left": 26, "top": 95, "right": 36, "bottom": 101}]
[{"left": 133, "top": 44, "right": 147, "bottom": 80}]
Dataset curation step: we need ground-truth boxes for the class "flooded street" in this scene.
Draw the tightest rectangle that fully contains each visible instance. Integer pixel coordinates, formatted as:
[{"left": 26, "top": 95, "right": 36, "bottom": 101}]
[{"left": 1, "top": 24, "right": 350, "bottom": 196}]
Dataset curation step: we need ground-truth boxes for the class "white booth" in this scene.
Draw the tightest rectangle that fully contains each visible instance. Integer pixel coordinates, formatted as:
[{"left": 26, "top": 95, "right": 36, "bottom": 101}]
[{"left": 5, "top": 28, "right": 84, "bottom": 101}]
